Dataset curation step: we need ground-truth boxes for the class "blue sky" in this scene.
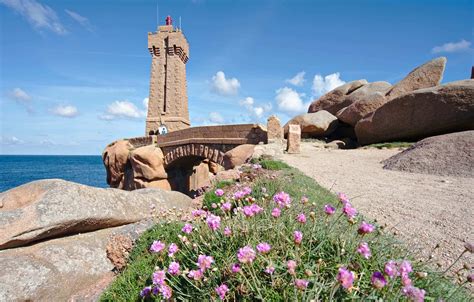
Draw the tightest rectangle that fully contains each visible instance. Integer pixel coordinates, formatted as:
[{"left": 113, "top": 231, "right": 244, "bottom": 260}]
[{"left": 0, "top": 0, "right": 472, "bottom": 155}]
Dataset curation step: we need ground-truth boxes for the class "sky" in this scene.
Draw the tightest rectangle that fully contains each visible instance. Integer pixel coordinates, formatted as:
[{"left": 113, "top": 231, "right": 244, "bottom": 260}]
[{"left": 0, "top": 0, "right": 472, "bottom": 155}]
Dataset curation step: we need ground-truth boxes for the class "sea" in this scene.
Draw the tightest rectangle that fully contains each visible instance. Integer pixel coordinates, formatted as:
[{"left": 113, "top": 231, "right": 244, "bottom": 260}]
[{"left": 0, "top": 155, "right": 107, "bottom": 192}]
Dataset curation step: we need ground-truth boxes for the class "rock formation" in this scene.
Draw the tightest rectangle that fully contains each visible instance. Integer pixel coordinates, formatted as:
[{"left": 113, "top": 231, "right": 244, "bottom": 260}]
[
  {"left": 287, "top": 124, "right": 301, "bottom": 154},
  {"left": 382, "top": 131, "right": 474, "bottom": 177},
  {"left": 223, "top": 144, "right": 256, "bottom": 169},
  {"left": 284, "top": 111, "right": 339, "bottom": 138}
]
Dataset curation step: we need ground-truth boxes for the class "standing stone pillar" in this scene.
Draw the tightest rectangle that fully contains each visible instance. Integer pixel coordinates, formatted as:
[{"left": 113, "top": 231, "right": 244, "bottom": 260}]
[
  {"left": 286, "top": 124, "right": 301, "bottom": 154},
  {"left": 267, "top": 115, "right": 284, "bottom": 142}
]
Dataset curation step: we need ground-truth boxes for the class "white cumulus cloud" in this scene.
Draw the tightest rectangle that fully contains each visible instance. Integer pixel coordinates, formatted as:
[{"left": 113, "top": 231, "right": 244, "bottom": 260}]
[
  {"left": 239, "top": 96, "right": 272, "bottom": 119},
  {"left": 100, "top": 100, "right": 145, "bottom": 120},
  {"left": 9, "top": 87, "right": 31, "bottom": 103},
  {"left": 211, "top": 71, "right": 240, "bottom": 96},
  {"left": 275, "top": 87, "right": 308, "bottom": 114},
  {"left": 65, "top": 9, "right": 93, "bottom": 31},
  {"left": 209, "top": 112, "right": 225, "bottom": 124},
  {"left": 50, "top": 104, "right": 78, "bottom": 118},
  {"left": 286, "top": 71, "right": 306, "bottom": 86},
  {"left": 312, "top": 72, "right": 345, "bottom": 96},
  {"left": 0, "top": 0, "right": 67, "bottom": 35},
  {"left": 143, "top": 97, "right": 149, "bottom": 110},
  {"left": 0, "top": 136, "right": 24, "bottom": 145},
  {"left": 431, "top": 39, "right": 471, "bottom": 54}
]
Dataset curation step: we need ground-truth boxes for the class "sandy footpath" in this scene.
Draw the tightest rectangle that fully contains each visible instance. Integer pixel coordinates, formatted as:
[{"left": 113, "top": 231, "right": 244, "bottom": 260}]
[{"left": 280, "top": 142, "right": 473, "bottom": 276}]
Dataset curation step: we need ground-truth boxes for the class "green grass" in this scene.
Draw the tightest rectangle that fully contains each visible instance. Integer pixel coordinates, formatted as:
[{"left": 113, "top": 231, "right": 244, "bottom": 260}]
[
  {"left": 101, "top": 160, "right": 469, "bottom": 301},
  {"left": 364, "top": 142, "right": 414, "bottom": 149},
  {"left": 257, "top": 159, "right": 290, "bottom": 171}
]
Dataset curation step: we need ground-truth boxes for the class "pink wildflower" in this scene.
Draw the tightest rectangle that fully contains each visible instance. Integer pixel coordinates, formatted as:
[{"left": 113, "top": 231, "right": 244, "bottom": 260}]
[
  {"left": 402, "top": 274, "right": 412, "bottom": 286},
  {"left": 271, "top": 207, "right": 281, "bottom": 218},
  {"left": 237, "top": 246, "right": 256, "bottom": 264},
  {"left": 297, "top": 213, "right": 307, "bottom": 224},
  {"left": 342, "top": 203, "right": 357, "bottom": 219},
  {"left": 191, "top": 209, "right": 206, "bottom": 217},
  {"left": 324, "top": 204, "right": 336, "bottom": 215},
  {"left": 215, "top": 188, "right": 224, "bottom": 197},
  {"left": 250, "top": 203, "right": 263, "bottom": 214},
  {"left": 224, "top": 227, "right": 232, "bottom": 237},
  {"left": 399, "top": 260, "right": 413, "bottom": 275},
  {"left": 168, "top": 261, "right": 180, "bottom": 276},
  {"left": 264, "top": 266, "right": 275, "bottom": 275},
  {"left": 256, "top": 242, "right": 271, "bottom": 254},
  {"left": 221, "top": 202, "right": 232, "bottom": 212},
  {"left": 301, "top": 196, "right": 309, "bottom": 204},
  {"left": 242, "top": 186, "right": 252, "bottom": 195},
  {"left": 152, "top": 269, "right": 166, "bottom": 285},
  {"left": 181, "top": 223, "right": 193, "bottom": 234},
  {"left": 356, "top": 242, "right": 372, "bottom": 259},
  {"left": 231, "top": 263, "right": 241, "bottom": 273},
  {"left": 295, "top": 279, "right": 309, "bottom": 290},
  {"left": 402, "top": 286, "right": 426, "bottom": 302},
  {"left": 371, "top": 271, "right": 387, "bottom": 289},
  {"left": 294, "top": 230, "right": 303, "bottom": 245},
  {"left": 287, "top": 260, "right": 297, "bottom": 275},
  {"left": 337, "top": 267, "right": 355, "bottom": 289},
  {"left": 385, "top": 260, "right": 399, "bottom": 278},
  {"left": 337, "top": 192, "right": 350, "bottom": 204},
  {"left": 197, "top": 254, "right": 214, "bottom": 272},
  {"left": 252, "top": 163, "right": 262, "bottom": 170},
  {"left": 358, "top": 221, "right": 375, "bottom": 235},
  {"left": 273, "top": 191, "right": 291, "bottom": 208},
  {"left": 158, "top": 284, "right": 173, "bottom": 300},
  {"left": 243, "top": 205, "right": 255, "bottom": 217},
  {"left": 168, "top": 243, "right": 179, "bottom": 257},
  {"left": 215, "top": 284, "right": 229, "bottom": 300},
  {"left": 187, "top": 269, "right": 203, "bottom": 281},
  {"left": 206, "top": 214, "right": 221, "bottom": 231},
  {"left": 150, "top": 240, "right": 166, "bottom": 253}
]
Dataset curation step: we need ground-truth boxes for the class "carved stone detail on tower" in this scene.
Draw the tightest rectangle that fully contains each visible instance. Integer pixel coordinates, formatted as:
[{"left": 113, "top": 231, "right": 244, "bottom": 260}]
[{"left": 146, "top": 19, "right": 190, "bottom": 135}]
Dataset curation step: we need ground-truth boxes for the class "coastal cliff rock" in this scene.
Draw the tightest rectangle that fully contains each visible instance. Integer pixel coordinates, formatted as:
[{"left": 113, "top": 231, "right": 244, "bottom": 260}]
[
  {"left": 102, "top": 140, "right": 133, "bottom": 188},
  {"left": 355, "top": 80, "right": 474, "bottom": 145},
  {"left": 223, "top": 144, "right": 256, "bottom": 169},
  {"left": 0, "top": 179, "right": 192, "bottom": 249},
  {"left": 129, "top": 145, "right": 168, "bottom": 181},
  {"left": 284, "top": 111, "right": 339, "bottom": 138},
  {"left": 307, "top": 79, "right": 368, "bottom": 114},
  {"left": 382, "top": 131, "right": 474, "bottom": 177}
]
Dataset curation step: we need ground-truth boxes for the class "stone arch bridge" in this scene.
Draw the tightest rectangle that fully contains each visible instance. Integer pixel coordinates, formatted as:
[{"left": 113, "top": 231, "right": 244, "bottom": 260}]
[{"left": 128, "top": 124, "right": 268, "bottom": 168}]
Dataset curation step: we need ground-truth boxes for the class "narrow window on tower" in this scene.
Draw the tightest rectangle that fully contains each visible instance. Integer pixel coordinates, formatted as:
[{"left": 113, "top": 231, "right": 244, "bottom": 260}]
[{"left": 163, "top": 37, "right": 169, "bottom": 113}]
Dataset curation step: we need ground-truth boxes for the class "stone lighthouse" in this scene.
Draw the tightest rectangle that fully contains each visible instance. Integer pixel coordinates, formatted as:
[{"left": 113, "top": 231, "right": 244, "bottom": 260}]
[{"left": 146, "top": 15, "right": 190, "bottom": 135}]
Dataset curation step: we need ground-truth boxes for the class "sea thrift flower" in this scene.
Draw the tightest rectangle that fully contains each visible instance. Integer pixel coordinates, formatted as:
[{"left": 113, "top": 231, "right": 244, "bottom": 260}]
[
  {"left": 168, "top": 261, "right": 180, "bottom": 276},
  {"left": 150, "top": 240, "right": 166, "bottom": 253},
  {"left": 231, "top": 263, "right": 241, "bottom": 273},
  {"left": 206, "top": 214, "right": 221, "bottom": 231},
  {"left": 215, "top": 188, "right": 224, "bottom": 197},
  {"left": 301, "top": 195, "right": 309, "bottom": 204},
  {"left": 401, "top": 274, "right": 412, "bottom": 286},
  {"left": 265, "top": 266, "right": 275, "bottom": 275},
  {"left": 152, "top": 270, "right": 166, "bottom": 285},
  {"left": 287, "top": 260, "right": 297, "bottom": 275},
  {"left": 297, "top": 213, "right": 307, "bottom": 224},
  {"left": 399, "top": 260, "right": 413, "bottom": 275},
  {"left": 215, "top": 284, "right": 229, "bottom": 300},
  {"left": 233, "top": 190, "right": 245, "bottom": 200},
  {"left": 294, "top": 231, "right": 303, "bottom": 245},
  {"left": 295, "top": 279, "right": 309, "bottom": 290},
  {"left": 182, "top": 223, "right": 193, "bottom": 234},
  {"left": 252, "top": 163, "right": 262, "bottom": 170},
  {"left": 385, "top": 260, "right": 399, "bottom": 278},
  {"left": 243, "top": 205, "right": 255, "bottom": 217},
  {"left": 357, "top": 242, "right": 372, "bottom": 259},
  {"left": 221, "top": 202, "right": 232, "bottom": 212},
  {"left": 337, "top": 192, "right": 350, "bottom": 204},
  {"left": 237, "top": 246, "right": 256, "bottom": 264},
  {"left": 371, "top": 271, "right": 387, "bottom": 289},
  {"left": 192, "top": 209, "right": 206, "bottom": 217},
  {"left": 402, "top": 286, "right": 426, "bottom": 302},
  {"left": 197, "top": 254, "right": 214, "bottom": 272},
  {"left": 140, "top": 286, "right": 152, "bottom": 297},
  {"left": 188, "top": 269, "right": 203, "bottom": 281},
  {"left": 250, "top": 203, "right": 263, "bottom": 214},
  {"left": 342, "top": 203, "right": 357, "bottom": 219},
  {"left": 256, "top": 242, "right": 271, "bottom": 254},
  {"left": 159, "top": 284, "right": 173, "bottom": 300},
  {"left": 324, "top": 204, "right": 336, "bottom": 215},
  {"left": 242, "top": 186, "right": 252, "bottom": 195},
  {"left": 271, "top": 207, "right": 281, "bottom": 218},
  {"left": 337, "top": 267, "right": 355, "bottom": 289},
  {"left": 224, "top": 227, "right": 232, "bottom": 237},
  {"left": 358, "top": 221, "right": 375, "bottom": 235},
  {"left": 273, "top": 191, "right": 291, "bottom": 208},
  {"left": 168, "top": 243, "right": 179, "bottom": 257}
]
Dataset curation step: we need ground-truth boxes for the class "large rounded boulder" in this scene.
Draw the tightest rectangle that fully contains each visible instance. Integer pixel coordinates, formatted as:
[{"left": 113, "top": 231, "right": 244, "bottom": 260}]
[
  {"left": 102, "top": 140, "right": 133, "bottom": 188},
  {"left": 284, "top": 111, "right": 339, "bottom": 138},
  {"left": 223, "top": 144, "right": 256, "bottom": 169},
  {"left": 355, "top": 80, "right": 474, "bottom": 145},
  {"left": 382, "top": 131, "right": 474, "bottom": 177},
  {"left": 129, "top": 145, "right": 167, "bottom": 181},
  {"left": 307, "top": 80, "right": 368, "bottom": 114}
]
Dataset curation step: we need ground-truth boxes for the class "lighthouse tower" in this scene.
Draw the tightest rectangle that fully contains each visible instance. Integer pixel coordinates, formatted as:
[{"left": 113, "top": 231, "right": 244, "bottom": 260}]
[{"left": 146, "top": 16, "right": 190, "bottom": 135}]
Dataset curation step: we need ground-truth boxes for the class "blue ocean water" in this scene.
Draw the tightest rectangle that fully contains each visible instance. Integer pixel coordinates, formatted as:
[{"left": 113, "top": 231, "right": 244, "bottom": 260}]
[{"left": 0, "top": 155, "right": 107, "bottom": 192}]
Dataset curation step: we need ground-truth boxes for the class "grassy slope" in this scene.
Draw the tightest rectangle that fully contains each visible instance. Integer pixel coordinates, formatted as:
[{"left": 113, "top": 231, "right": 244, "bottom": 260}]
[{"left": 101, "top": 160, "right": 468, "bottom": 301}]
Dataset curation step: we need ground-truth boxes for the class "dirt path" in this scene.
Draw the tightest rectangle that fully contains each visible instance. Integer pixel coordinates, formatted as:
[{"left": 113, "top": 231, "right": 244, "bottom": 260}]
[{"left": 280, "top": 142, "right": 473, "bottom": 276}]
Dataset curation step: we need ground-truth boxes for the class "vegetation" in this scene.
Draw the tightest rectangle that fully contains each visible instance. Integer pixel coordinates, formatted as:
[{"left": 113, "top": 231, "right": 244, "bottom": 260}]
[
  {"left": 364, "top": 142, "right": 414, "bottom": 149},
  {"left": 101, "top": 159, "right": 470, "bottom": 301}
]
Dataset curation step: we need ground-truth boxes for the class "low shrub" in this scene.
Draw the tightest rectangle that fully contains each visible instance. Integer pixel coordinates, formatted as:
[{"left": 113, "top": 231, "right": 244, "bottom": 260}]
[{"left": 101, "top": 161, "right": 470, "bottom": 301}]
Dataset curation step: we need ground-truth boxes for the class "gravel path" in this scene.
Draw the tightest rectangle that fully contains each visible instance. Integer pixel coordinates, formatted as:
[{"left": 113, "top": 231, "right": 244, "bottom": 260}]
[{"left": 280, "top": 142, "right": 473, "bottom": 277}]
